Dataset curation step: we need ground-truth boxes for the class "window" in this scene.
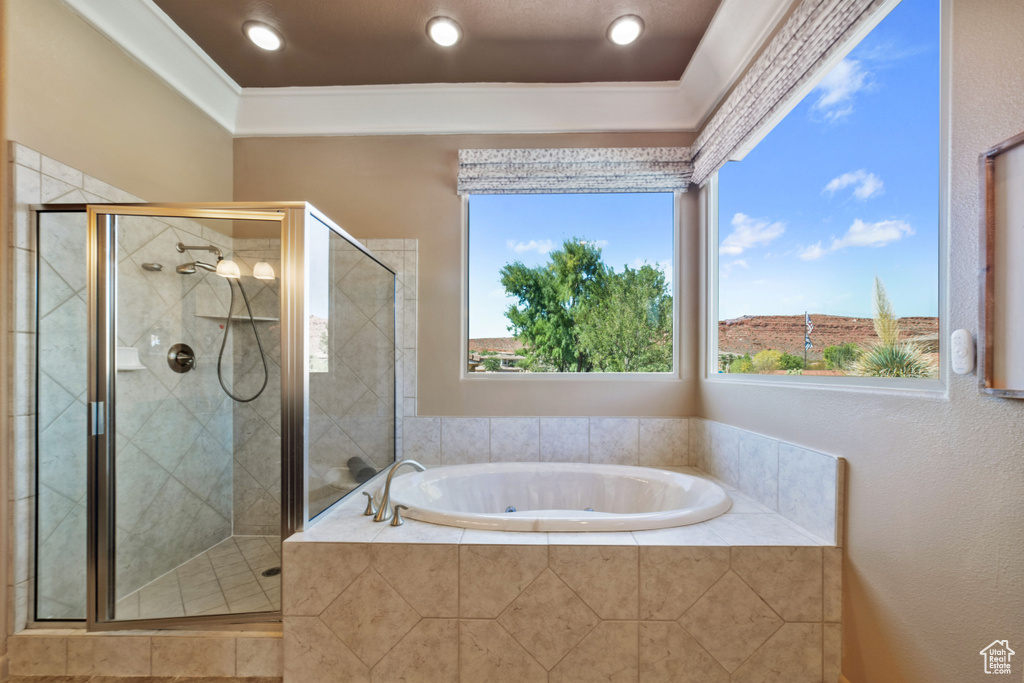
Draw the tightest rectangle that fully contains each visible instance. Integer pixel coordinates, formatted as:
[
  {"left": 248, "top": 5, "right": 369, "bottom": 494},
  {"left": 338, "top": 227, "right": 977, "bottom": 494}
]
[
  {"left": 714, "top": 0, "right": 940, "bottom": 380},
  {"left": 467, "top": 192, "right": 675, "bottom": 374}
]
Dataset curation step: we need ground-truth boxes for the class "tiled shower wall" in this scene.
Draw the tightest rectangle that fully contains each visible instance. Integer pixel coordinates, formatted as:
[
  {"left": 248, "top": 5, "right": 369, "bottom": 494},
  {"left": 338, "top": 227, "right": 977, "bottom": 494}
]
[
  {"left": 6, "top": 143, "right": 244, "bottom": 620},
  {"left": 22, "top": 158, "right": 244, "bottom": 612},
  {"left": 7, "top": 142, "right": 414, "bottom": 630},
  {"left": 228, "top": 239, "right": 283, "bottom": 536},
  {"left": 110, "top": 216, "right": 236, "bottom": 602}
]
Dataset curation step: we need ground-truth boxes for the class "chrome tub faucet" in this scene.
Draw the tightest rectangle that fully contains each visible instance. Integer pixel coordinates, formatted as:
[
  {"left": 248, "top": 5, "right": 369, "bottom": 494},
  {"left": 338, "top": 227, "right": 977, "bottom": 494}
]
[{"left": 372, "top": 459, "right": 426, "bottom": 522}]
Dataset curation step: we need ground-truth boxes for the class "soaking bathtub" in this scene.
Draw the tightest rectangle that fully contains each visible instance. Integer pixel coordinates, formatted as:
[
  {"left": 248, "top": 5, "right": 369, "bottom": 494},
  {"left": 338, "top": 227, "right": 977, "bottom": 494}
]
[{"left": 382, "top": 462, "right": 731, "bottom": 532}]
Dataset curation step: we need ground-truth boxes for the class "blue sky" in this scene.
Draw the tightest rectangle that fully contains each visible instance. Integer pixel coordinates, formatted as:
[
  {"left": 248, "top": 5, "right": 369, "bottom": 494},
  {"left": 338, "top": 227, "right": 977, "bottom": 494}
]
[
  {"left": 469, "top": 193, "right": 674, "bottom": 338},
  {"left": 717, "top": 0, "right": 940, "bottom": 320}
]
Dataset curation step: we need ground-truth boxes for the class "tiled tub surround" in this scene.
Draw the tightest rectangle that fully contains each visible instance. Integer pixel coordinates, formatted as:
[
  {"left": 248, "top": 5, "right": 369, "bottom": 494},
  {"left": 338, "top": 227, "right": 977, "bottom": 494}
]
[
  {"left": 281, "top": 482, "right": 842, "bottom": 683},
  {"left": 690, "top": 418, "right": 844, "bottom": 546},
  {"left": 404, "top": 417, "right": 844, "bottom": 545}
]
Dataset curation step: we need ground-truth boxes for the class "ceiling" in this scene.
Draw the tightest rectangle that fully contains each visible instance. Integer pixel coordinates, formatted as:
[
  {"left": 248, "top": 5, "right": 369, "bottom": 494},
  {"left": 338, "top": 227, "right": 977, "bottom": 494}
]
[{"left": 152, "top": 0, "right": 723, "bottom": 87}]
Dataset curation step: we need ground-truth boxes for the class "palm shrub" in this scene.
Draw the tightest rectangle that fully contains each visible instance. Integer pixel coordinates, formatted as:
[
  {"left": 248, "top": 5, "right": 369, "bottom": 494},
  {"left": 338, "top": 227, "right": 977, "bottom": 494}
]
[
  {"left": 852, "top": 343, "right": 936, "bottom": 378},
  {"left": 850, "top": 277, "right": 937, "bottom": 378}
]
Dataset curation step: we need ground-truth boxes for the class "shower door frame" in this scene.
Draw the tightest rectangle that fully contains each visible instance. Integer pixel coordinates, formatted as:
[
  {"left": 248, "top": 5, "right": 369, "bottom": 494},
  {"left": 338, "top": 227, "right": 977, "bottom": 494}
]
[{"left": 84, "top": 202, "right": 314, "bottom": 631}]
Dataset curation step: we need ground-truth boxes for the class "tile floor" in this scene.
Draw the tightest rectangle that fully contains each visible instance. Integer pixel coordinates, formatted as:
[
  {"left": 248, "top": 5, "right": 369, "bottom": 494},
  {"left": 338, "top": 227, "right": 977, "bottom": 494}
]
[{"left": 114, "top": 536, "right": 281, "bottom": 620}]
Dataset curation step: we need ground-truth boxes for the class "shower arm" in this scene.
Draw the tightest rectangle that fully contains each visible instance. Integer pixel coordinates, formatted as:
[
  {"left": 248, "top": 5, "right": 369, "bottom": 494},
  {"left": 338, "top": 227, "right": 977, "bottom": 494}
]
[{"left": 176, "top": 242, "right": 223, "bottom": 260}]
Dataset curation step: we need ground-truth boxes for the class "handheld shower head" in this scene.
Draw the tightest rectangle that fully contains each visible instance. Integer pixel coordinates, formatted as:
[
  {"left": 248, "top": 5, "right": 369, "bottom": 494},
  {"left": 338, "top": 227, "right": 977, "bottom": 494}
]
[{"left": 175, "top": 261, "right": 218, "bottom": 275}]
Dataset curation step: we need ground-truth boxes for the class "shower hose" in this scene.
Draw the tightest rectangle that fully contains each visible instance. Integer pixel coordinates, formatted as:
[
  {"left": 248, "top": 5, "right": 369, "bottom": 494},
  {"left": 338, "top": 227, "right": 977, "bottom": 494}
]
[{"left": 216, "top": 277, "right": 269, "bottom": 403}]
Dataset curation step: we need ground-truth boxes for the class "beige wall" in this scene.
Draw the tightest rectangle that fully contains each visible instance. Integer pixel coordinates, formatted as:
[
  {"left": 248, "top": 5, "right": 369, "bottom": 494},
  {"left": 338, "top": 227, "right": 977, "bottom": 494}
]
[
  {"left": 697, "top": 1, "right": 1024, "bottom": 681},
  {"left": 0, "top": 0, "right": 9, "bottom": 671},
  {"left": 234, "top": 132, "right": 699, "bottom": 417},
  {"left": 1, "top": 0, "right": 233, "bottom": 647},
  {"left": 4, "top": 0, "right": 233, "bottom": 202}
]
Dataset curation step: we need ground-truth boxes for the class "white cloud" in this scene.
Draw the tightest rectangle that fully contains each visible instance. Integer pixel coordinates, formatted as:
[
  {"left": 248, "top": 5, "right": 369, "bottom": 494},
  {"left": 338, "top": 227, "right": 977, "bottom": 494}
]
[
  {"left": 720, "top": 259, "right": 749, "bottom": 278},
  {"left": 823, "top": 170, "right": 884, "bottom": 200},
  {"left": 720, "top": 213, "right": 785, "bottom": 256},
  {"left": 797, "top": 219, "right": 913, "bottom": 261},
  {"left": 799, "top": 243, "right": 827, "bottom": 261},
  {"left": 580, "top": 239, "right": 609, "bottom": 248},
  {"left": 813, "top": 59, "right": 869, "bottom": 121},
  {"left": 830, "top": 219, "right": 914, "bottom": 250},
  {"left": 506, "top": 238, "right": 554, "bottom": 255}
]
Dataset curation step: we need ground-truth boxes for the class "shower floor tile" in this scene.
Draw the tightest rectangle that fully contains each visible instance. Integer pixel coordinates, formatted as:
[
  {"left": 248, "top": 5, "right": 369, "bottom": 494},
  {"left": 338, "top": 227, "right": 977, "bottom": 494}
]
[{"left": 115, "top": 535, "right": 281, "bottom": 621}]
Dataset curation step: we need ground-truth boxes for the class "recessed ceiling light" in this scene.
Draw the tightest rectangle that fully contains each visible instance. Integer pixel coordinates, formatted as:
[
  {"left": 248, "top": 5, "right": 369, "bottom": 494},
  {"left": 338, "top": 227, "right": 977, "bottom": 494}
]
[
  {"left": 608, "top": 15, "right": 644, "bottom": 46},
  {"left": 243, "top": 21, "right": 283, "bottom": 51},
  {"left": 426, "top": 16, "right": 462, "bottom": 47}
]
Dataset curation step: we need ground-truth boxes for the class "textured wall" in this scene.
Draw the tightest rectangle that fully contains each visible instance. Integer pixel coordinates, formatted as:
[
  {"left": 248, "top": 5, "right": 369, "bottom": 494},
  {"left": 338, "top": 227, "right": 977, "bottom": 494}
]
[
  {"left": 697, "top": 1, "right": 1024, "bottom": 681},
  {"left": 4, "top": 0, "right": 232, "bottom": 203},
  {"left": 233, "top": 131, "right": 699, "bottom": 418}
]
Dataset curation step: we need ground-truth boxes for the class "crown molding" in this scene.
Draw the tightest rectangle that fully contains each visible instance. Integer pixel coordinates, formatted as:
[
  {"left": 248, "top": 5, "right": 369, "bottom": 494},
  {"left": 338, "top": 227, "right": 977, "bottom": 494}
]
[
  {"left": 234, "top": 81, "right": 693, "bottom": 137},
  {"left": 60, "top": 0, "right": 241, "bottom": 131},
  {"left": 59, "top": 0, "right": 793, "bottom": 137}
]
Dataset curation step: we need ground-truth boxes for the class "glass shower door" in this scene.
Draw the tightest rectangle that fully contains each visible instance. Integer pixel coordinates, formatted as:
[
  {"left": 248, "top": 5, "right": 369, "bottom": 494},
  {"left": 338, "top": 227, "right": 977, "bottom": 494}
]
[{"left": 90, "top": 207, "right": 286, "bottom": 627}]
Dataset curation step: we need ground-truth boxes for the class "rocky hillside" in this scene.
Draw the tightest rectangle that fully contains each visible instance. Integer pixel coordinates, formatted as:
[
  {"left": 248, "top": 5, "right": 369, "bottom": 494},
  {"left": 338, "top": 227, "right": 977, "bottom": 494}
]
[
  {"left": 718, "top": 315, "right": 939, "bottom": 360},
  {"left": 469, "top": 337, "right": 527, "bottom": 354}
]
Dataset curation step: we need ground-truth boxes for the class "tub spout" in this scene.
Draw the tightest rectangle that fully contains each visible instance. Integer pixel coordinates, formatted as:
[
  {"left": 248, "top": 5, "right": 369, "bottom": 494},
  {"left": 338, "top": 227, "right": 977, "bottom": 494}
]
[{"left": 373, "top": 459, "right": 426, "bottom": 522}]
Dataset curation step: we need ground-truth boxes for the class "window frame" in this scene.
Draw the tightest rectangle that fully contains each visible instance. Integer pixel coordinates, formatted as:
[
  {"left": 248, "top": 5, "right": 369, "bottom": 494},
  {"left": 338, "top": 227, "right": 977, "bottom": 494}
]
[
  {"left": 460, "top": 191, "right": 684, "bottom": 381},
  {"left": 704, "top": 0, "right": 951, "bottom": 395}
]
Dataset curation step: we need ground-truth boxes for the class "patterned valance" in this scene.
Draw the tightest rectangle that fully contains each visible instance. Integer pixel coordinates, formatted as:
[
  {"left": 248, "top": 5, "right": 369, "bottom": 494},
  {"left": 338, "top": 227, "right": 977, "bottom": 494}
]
[
  {"left": 457, "top": 147, "right": 693, "bottom": 195},
  {"left": 691, "top": 0, "right": 887, "bottom": 186}
]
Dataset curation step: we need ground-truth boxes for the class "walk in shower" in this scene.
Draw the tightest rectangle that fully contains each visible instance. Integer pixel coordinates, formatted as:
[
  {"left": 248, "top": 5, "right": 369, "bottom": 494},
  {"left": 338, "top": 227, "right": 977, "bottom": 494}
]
[{"left": 34, "top": 203, "right": 396, "bottom": 629}]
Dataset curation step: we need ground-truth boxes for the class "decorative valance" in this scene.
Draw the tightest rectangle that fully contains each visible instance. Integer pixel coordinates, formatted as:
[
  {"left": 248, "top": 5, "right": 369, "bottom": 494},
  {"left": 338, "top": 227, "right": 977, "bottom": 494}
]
[
  {"left": 457, "top": 147, "right": 693, "bottom": 195},
  {"left": 691, "top": 0, "right": 887, "bottom": 187}
]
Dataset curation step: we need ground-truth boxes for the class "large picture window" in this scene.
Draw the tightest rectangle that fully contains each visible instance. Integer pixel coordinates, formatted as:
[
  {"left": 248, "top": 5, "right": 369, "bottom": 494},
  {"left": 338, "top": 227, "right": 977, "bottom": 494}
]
[
  {"left": 715, "top": 0, "right": 940, "bottom": 380},
  {"left": 467, "top": 192, "right": 675, "bottom": 374}
]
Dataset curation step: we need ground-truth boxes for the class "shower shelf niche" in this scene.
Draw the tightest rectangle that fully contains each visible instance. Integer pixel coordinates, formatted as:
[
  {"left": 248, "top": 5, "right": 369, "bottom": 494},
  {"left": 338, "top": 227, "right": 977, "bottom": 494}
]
[{"left": 115, "top": 346, "right": 147, "bottom": 371}]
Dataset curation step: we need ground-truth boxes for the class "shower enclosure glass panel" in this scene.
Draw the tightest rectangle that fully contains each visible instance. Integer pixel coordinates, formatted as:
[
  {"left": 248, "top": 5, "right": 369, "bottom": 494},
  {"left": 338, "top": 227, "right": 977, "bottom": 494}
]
[
  {"left": 107, "top": 214, "right": 282, "bottom": 622},
  {"left": 36, "top": 209, "right": 90, "bottom": 620},
  {"left": 307, "top": 218, "right": 396, "bottom": 520},
  {"left": 32, "top": 202, "right": 393, "bottom": 629}
]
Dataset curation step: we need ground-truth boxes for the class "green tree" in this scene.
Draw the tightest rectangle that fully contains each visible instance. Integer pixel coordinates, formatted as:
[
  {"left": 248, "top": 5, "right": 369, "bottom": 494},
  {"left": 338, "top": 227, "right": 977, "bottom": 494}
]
[
  {"left": 823, "top": 343, "right": 859, "bottom": 371},
  {"left": 779, "top": 352, "right": 805, "bottom": 371},
  {"left": 500, "top": 239, "right": 672, "bottom": 373},
  {"left": 482, "top": 357, "right": 501, "bottom": 372},
  {"left": 729, "top": 353, "right": 753, "bottom": 374},
  {"left": 500, "top": 238, "right": 605, "bottom": 372},
  {"left": 576, "top": 264, "right": 673, "bottom": 372}
]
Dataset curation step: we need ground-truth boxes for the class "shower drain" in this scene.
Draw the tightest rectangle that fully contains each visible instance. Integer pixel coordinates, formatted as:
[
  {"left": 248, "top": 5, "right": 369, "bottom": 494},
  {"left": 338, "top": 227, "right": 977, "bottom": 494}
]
[{"left": 261, "top": 567, "right": 281, "bottom": 577}]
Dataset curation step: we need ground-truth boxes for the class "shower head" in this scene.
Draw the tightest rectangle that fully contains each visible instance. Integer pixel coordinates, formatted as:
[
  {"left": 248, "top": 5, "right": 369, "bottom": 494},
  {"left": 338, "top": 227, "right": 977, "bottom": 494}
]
[{"left": 175, "top": 261, "right": 218, "bottom": 275}]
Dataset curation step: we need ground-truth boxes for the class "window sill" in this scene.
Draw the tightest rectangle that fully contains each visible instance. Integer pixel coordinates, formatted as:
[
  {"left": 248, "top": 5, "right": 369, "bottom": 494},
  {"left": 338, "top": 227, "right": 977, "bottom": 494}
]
[
  {"left": 703, "top": 371, "right": 948, "bottom": 400},
  {"left": 460, "top": 371, "right": 682, "bottom": 382}
]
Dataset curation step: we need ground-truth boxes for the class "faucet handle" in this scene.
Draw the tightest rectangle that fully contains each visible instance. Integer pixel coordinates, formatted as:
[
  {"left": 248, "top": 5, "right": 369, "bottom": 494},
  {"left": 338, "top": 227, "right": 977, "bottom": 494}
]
[
  {"left": 362, "top": 491, "right": 378, "bottom": 516},
  {"left": 390, "top": 504, "right": 409, "bottom": 527}
]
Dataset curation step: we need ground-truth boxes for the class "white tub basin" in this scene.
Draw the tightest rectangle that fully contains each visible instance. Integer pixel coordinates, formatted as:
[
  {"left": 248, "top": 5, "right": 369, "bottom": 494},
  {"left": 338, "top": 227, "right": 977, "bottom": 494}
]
[{"left": 384, "top": 462, "right": 732, "bottom": 532}]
